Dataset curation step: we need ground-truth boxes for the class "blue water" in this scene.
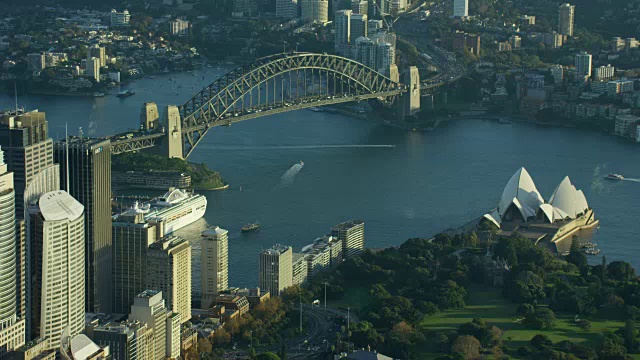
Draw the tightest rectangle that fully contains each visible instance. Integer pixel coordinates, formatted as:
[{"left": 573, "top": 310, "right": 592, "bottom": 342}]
[{"left": 3, "top": 69, "right": 640, "bottom": 290}]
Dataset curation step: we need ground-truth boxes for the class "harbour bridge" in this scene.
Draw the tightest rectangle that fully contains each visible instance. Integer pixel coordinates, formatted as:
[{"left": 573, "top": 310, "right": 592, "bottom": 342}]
[{"left": 109, "top": 52, "right": 419, "bottom": 159}]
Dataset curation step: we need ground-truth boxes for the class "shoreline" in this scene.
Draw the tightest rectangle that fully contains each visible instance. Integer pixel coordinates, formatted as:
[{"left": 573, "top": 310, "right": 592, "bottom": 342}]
[{"left": 199, "top": 184, "right": 229, "bottom": 191}]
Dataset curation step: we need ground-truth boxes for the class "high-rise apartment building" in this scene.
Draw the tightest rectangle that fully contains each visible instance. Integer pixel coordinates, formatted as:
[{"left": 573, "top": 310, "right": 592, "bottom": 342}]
[
  {"left": 85, "top": 316, "right": 152, "bottom": 360},
  {"left": 301, "top": 0, "right": 329, "bottom": 23},
  {"left": 169, "top": 19, "right": 190, "bottom": 36},
  {"left": 276, "top": 0, "right": 298, "bottom": 19},
  {"left": 201, "top": 227, "right": 228, "bottom": 309},
  {"left": 509, "top": 35, "right": 522, "bottom": 50},
  {"left": 291, "top": 253, "right": 308, "bottom": 286},
  {"left": 27, "top": 53, "right": 45, "bottom": 71},
  {"left": 0, "top": 110, "right": 53, "bottom": 218},
  {"left": 376, "top": 42, "right": 396, "bottom": 75},
  {"left": 87, "top": 45, "right": 106, "bottom": 67},
  {"left": 86, "top": 57, "right": 100, "bottom": 83},
  {"left": 110, "top": 9, "right": 131, "bottom": 27},
  {"left": 453, "top": 31, "right": 481, "bottom": 56},
  {"left": 54, "top": 137, "right": 112, "bottom": 313},
  {"left": 146, "top": 236, "right": 191, "bottom": 324},
  {"left": 331, "top": 220, "right": 365, "bottom": 259},
  {"left": 351, "top": 0, "right": 368, "bottom": 15},
  {"left": 518, "top": 15, "right": 536, "bottom": 25},
  {"left": 20, "top": 164, "right": 59, "bottom": 325},
  {"left": 595, "top": 64, "right": 615, "bottom": 80},
  {"left": 453, "top": 0, "right": 468, "bottom": 17},
  {"left": 355, "top": 37, "right": 376, "bottom": 68},
  {"left": 558, "top": 3, "right": 575, "bottom": 37},
  {"left": 350, "top": 14, "right": 368, "bottom": 41},
  {"left": 28, "top": 191, "right": 85, "bottom": 349},
  {"left": 550, "top": 65, "right": 564, "bottom": 84},
  {"left": 129, "top": 290, "right": 176, "bottom": 360},
  {"left": 368, "top": 19, "right": 384, "bottom": 32},
  {"left": 112, "top": 206, "right": 157, "bottom": 314},
  {"left": 575, "top": 51, "right": 592, "bottom": 80},
  {"left": 259, "top": 245, "right": 292, "bottom": 296},
  {"left": 388, "top": 0, "right": 406, "bottom": 13},
  {"left": 334, "top": 10, "right": 352, "bottom": 52},
  {"left": 0, "top": 147, "right": 25, "bottom": 359}
]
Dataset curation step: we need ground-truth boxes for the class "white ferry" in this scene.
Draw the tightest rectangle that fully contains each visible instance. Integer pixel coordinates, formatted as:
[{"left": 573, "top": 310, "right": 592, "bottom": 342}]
[{"left": 136, "top": 188, "right": 207, "bottom": 235}]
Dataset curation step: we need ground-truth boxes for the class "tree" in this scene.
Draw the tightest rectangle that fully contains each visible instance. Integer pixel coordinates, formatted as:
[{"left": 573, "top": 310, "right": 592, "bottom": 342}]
[
  {"left": 184, "top": 347, "right": 198, "bottom": 360},
  {"left": 351, "top": 321, "right": 382, "bottom": 348},
  {"left": 530, "top": 334, "right": 552, "bottom": 350},
  {"left": 623, "top": 320, "right": 636, "bottom": 352},
  {"left": 570, "top": 238, "right": 580, "bottom": 254},
  {"left": 578, "top": 319, "right": 592, "bottom": 332},
  {"left": 599, "top": 332, "right": 627, "bottom": 358},
  {"left": 437, "top": 280, "right": 467, "bottom": 309},
  {"left": 608, "top": 261, "right": 636, "bottom": 282},
  {"left": 255, "top": 352, "right": 280, "bottom": 360},
  {"left": 451, "top": 335, "right": 481, "bottom": 360},
  {"left": 197, "top": 338, "right": 212, "bottom": 354},
  {"left": 525, "top": 308, "right": 556, "bottom": 330}
]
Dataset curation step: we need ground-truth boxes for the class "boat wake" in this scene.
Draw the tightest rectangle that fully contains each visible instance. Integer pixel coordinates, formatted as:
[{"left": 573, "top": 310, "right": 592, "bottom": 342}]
[
  {"left": 201, "top": 144, "right": 396, "bottom": 150},
  {"left": 623, "top": 178, "right": 640, "bottom": 183},
  {"left": 280, "top": 162, "right": 304, "bottom": 186}
]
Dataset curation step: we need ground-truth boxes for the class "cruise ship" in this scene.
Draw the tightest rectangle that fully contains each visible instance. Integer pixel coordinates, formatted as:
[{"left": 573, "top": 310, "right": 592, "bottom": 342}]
[{"left": 135, "top": 188, "right": 207, "bottom": 235}]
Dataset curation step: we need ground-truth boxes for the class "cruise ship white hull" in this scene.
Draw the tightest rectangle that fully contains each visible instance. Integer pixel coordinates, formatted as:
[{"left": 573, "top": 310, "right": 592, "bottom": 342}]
[
  {"left": 141, "top": 188, "right": 208, "bottom": 236},
  {"left": 164, "top": 205, "right": 207, "bottom": 235}
]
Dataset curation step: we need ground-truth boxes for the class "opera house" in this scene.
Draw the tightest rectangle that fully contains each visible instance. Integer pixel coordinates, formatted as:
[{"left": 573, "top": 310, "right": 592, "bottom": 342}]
[{"left": 481, "top": 168, "right": 598, "bottom": 251}]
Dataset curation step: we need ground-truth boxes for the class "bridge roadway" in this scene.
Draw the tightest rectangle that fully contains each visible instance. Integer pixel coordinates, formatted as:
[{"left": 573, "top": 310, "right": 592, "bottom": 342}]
[{"left": 110, "top": 89, "right": 404, "bottom": 155}]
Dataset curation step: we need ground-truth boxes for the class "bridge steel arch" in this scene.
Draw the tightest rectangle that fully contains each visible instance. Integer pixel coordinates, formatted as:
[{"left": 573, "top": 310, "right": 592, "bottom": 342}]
[{"left": 177, "top": 52, "right": 406, "bottom": 158}]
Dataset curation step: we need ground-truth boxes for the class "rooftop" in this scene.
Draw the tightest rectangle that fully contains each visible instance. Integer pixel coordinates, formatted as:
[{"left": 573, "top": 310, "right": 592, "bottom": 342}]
[
  {"left": 262, "top": 244, "right": 291, "bottom": 255},
  {"left": 331, "top": 219, "right": 364, "bottom": 230},
  {"left": 38, "top": 191, "right": 84, "bottom": 222},
  {"left": 202, "top": 226, "right": 228, "bottom": 238}
]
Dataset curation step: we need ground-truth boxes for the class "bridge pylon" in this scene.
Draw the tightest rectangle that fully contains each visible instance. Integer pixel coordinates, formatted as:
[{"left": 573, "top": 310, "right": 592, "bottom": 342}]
[
  {"left": 397, "top": 66, "right": 421, "bottom": 121},
  {"left": 163, "top": 105, "right": 184, "bottom": 159},
  {"left": 140, "top": 102, "right": 160, "bottom": 131}
]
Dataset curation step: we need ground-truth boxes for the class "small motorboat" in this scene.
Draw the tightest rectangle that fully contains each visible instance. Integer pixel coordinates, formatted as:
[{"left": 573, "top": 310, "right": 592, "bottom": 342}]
[{"left": 604, "top": 173, "right": 624, "bottom": 180}]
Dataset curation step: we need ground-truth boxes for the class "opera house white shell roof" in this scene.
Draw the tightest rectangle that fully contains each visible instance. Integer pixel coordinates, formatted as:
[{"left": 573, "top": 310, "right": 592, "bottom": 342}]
[{"left": 483, "top": 168, "right": 590, "bottom": 228}]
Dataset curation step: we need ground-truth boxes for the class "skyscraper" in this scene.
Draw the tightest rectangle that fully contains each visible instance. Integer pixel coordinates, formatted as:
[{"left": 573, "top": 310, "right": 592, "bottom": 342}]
[
  {"left": 331, "top": 220, "right": 365, "bottom": 260},
  {"left": 0, "top": 147, "right": 26, "bottom": 359},
  {"left": 301, "top": 0, "right": 329, "bottom": 23},
  {"left": 558, "top": 3, "right": 575, "bottom": 37},
  {"left": 453, "top": 0, "right": 468, "bottom": 17},
  {"left": 87, "top": 45, "right": 106, "bottom": 67},
  {"left": 28, "top": 191, "right": 85, "bottom": 349},
  {"left": 85, "top": 317, "right": 152, "bottom": 360},
  {"left": 112, "top": 205, "right": 157, "bottom": 314},
  {"left": 0, "top": 110, "right": 53, "bottom": 218},
  {"left": 201, "top": 227, "right": 229, "bottom": 308},
  {"left": 259, "top": 244, "right": 292, "bottom": 296},
  {"left": 86, "top": 57, "right": 100, "bottom": 83},
  {"left": 55, "top": 137, "right": 112, "bottom": 313},
  {"left": 350, "top": 14, "right": 368, "bottom": 41},
  {"left": 276, "top": 0, "right": 298, "bottom": 19},
  {"left": 355, "top": 37, "right": 376, "bottom": 68},
  {"left": 575, "top": 51, "right": 592, "bottom": 80},
  {"left": 334, "top": 10, "right": 352, "bottom": 52},
  {"left": 146, "top": 236, "right": 191, "bottom": 324},
  {"left": 351, "top": 0, "right": 368, "bottom": 15},
  {"left": 129, "top": 290, "right": 175, "bottom": 360}
]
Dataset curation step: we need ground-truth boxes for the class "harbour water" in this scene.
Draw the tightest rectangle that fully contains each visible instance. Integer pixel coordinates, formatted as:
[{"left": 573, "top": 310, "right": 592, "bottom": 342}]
[{"left": 3, "top": 68, "right": 640, "bottom": 290}]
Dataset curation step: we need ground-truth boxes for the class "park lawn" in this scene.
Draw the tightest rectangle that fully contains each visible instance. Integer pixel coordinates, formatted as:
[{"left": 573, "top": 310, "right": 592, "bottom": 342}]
[
  {"left": 328, "top": 287, "right": 371, "bottom": 313},
  {"left": 420, "top": 285, "right": 626, "bottom": 352}
]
